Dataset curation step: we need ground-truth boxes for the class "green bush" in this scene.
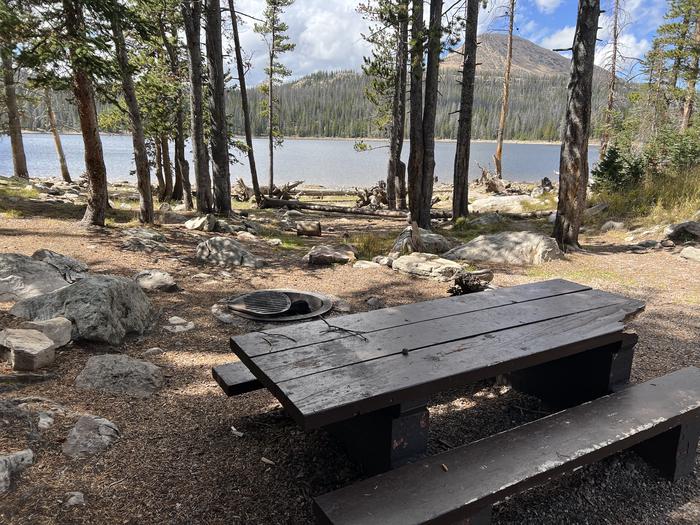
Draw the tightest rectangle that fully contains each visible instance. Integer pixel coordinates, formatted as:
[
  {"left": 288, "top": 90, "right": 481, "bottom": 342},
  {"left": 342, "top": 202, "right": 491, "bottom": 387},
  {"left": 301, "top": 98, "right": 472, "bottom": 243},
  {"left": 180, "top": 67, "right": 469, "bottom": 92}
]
[{"left": 591, "top": 146, "right": 644, "bottom": 192}]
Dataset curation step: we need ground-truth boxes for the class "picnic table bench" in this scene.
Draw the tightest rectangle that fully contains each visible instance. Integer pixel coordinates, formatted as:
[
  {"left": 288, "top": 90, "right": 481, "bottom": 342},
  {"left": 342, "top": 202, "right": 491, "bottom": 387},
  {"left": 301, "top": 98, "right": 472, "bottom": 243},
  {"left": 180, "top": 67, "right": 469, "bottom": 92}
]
[{"left": 213, "top": 279, "right": 700, "bottom": 523}]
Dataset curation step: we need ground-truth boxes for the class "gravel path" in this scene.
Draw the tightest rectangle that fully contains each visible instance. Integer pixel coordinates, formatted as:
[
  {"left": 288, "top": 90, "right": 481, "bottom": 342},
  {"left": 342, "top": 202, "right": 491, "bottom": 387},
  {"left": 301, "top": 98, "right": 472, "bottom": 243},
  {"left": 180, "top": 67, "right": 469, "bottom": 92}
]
[{"left": 1, "top": 213, "right": 699, "bottom": 524}]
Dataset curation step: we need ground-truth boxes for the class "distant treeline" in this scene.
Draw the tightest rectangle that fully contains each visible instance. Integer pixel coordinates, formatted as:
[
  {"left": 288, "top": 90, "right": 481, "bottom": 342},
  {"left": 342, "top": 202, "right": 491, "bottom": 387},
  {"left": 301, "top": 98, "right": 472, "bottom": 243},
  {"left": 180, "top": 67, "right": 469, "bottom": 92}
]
[{"left": 20, "top": 69, "right": 613, "bottom": 141}]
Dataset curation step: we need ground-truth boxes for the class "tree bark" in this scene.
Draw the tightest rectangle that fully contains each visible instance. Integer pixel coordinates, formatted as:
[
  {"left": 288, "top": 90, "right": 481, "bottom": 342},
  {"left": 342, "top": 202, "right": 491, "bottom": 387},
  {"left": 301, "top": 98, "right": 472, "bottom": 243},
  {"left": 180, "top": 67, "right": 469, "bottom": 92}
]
[
  {"left": 553, "top": 0, "right": 600, "bottom": 250},
  {"left": 182, "top": 0, "right": 213, "bottom": 213},
  {"left": 160, "top": 134, "right": 173, "bottom": 201},
  {"left": 228, "top": 0, "right": 262, "bottom": 205},
  {"left": 600, "top": 0, "right": 619, "bottom": 156},
  {"left": 418, "top": 0, "right": 443, "bottom": 229},
  {"left": 154, "top": 137, "right": 165, "bottom": 200},
  {"left": 387, "top": 0, "right": 409, "bottom": 210},
  {"left": 680, "top": 18, "right": 700, "bottom": 132},
  {"left": 1, "top": 46, "right": 29, "bottom": 179},
  {"left": 112, "top": 14, "right": 153, "bottom": 224},
  {"left": 493, "top": 0, "right": 515, "bottom": 177},
  {"left": 44, "top": 89, "right": 71, "bottom": 183},
  {"left": 407, "top": 0, "right": 425, "bottom": 225},
  {"left": 64, "top": 0, "right": 108, "bottom": 226},
  {"left": 452, "top": 0, "right": 480, "bottom": 219},
  {"left": 205, "top": 0, "right": 231, "bottom": 214}
]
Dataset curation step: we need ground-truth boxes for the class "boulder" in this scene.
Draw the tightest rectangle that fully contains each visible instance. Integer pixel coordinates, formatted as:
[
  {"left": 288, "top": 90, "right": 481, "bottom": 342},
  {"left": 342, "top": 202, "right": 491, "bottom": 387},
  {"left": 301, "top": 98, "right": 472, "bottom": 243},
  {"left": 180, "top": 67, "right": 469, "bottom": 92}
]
[
  {"left": 584, "top": 203, "right": 609, "bottom": 217},
  {"left": 372, "top": 255, "right": 394, "bottom": 267},
  {"left": 303, "top": 245, "right": 357, "bottom": 265},
  {"left": 680, "top": 246, "right": 700, "bottom": 263},
  {"left": 160, "top": 212, "right": 188, "bottom": 224},
  {"left": 196, "top": 237, "right": 263, "bottom": 268},
  {"left": 354, "top": 260, "right": 382, "bottom": 269},
  {"left": 469, "top": 195, "right": 539, "bottom": 214},
  {"left": 10, "top": 275, "right": 152, "bottom": 345},
  {"left": 62, "top": 415, "right": 120, "bottom": 457},
  {"left": 664, "top": 221, "right": 700, "bottom": 242},
  {"left": 20, "top": 317, "right": 72, "bottom": 349},
  {"left": 468, "top": 213, "right": 508, "bottom": 226},
  {"left": 389, "top": 226, "right": 452, "bottom": 257},
  {"left": 31, "top": 249, "right": 88, "bottom": 282},
  {"left": 267, "top": 238, "right": 283, "bottom": 247},
  {"left": 296, "top": 221, "right": 322, "bottom": 237},
  {"left": 185, "top": 214, "right": 217, "bottom": 232},
  {"left": 74, "top": 354, "right": 164, "bottom": 397},
  {"left": 134, "top": 270, "right": 179, "bottom": 292},
  {"left": 0, "top": 253, "right": 68, "bottom": 302},
  {"left": 0, "top": 449, "right": 34, "bottom": 493},
  {"left": 237, "top": 231, "right": 257, "bottom": 242},
  {"left": 0, "top": 329, "right": 55, "bottom": 371},
  {"left": 124, "top": 228, "right": 166, "bottom": 242},
  {"left": 122, "top": 237, "right": 169, "bottom": 253},
  {"left": 444, "top": 231, "right": 563, "bottom": 266},
  {"left": 601, "top": 220, "right": 625, "bottom": 233},
  {"left": 392, "top": 253, "right": 462, "bottom": 281}
]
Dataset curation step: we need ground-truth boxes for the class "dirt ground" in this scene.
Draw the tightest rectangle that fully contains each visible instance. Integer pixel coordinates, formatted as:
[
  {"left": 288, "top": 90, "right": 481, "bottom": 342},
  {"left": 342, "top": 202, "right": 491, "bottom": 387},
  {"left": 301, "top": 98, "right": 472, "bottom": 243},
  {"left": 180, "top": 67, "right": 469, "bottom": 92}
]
[{"left": 1, "top": 204, "right": 699, "bottom": 525}]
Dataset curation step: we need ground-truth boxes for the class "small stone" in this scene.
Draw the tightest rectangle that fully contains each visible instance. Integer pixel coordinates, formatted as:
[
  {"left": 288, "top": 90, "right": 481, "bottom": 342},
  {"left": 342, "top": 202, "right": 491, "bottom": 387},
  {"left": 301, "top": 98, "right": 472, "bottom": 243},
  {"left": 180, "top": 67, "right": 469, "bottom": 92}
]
[
  {"left": 185, "top": 214, "right": 217, "bottom": 232},
  {"left": 168, "top": 316, "right": 187, "bottom": 325},
  {"left": 328, "top": 295, "right": 352, "bottom": 313},
  {"left": 680, "top": 246, "right": 700, "bottom": 263},
  {"left": 303, "top": 245, "right": 357, "bottom": 265},
  {"left": 0, "top": 329, "right": 55, "bottom": 371},
  {"left": 64, "top": 491, "right": 85, "bottom": 506},
  {"left": 296, "top": 221, "right": 322, "bottom": 237},
  {"left": 20, "top": 317, "right": 72, "bottom": 349},
  {"left": 196, "top": 237, "right": 264, "bottom": 268},
  {"left": 366, "top": 296, "right": 383, "bottom": 309},
  {"left": 164, "top": 321, "right": 195, "bottom": 333},
  {"left": 267, "top": 238, "right": 283, "bottom": 247},
  {"left": 601, "top": 220, "right": 625, "bottom": 233},
  {"left": 142, "top": 347, "right": 165, "bottom": 357},
  {"left": 38, "top": 412, "right": 55, "bottom": 430},
  {"left": 660, "top": 239, "right": 675, "bottom": 248},
  {"left": 122, "top": 237, "right": 168, "bottom": 253},
  {"left": 124, "top": 228, "right": 166, "bottom": 242},
  {"left": 372, "top": 255, "right": 394, "bottom": 267},
  {"left": 353, "top": 260, "right": 382, "bottom": 269},
  {"left": 0, "top": 449, "right": 34, "bottom": 493},
  {"left": 62, "top": 415, "right": 120, "bottom": 457},
  {"left": 237, "top": 231, "right": 257, "bottom": 242},
  {"left": 74, "top": 354, "right": 163, "bottom": 397},
  {"left": 134, "top": 270, "right": 179, "bottom": 292}
]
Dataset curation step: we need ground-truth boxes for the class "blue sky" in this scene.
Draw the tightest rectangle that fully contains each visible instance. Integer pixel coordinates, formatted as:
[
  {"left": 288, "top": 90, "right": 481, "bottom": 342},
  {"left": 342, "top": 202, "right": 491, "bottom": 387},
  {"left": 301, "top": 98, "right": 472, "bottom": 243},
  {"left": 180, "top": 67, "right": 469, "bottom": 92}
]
[{"left": 233, "top": 0, "right": 669, "bottom": 85}]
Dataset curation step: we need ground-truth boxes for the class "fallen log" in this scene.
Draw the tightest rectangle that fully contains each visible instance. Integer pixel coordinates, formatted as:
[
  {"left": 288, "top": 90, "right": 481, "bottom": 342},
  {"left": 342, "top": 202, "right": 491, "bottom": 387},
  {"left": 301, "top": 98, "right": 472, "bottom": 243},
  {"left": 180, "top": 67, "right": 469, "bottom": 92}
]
[{"left": 260, "top": 196, "right": 410, "bottom": 218}]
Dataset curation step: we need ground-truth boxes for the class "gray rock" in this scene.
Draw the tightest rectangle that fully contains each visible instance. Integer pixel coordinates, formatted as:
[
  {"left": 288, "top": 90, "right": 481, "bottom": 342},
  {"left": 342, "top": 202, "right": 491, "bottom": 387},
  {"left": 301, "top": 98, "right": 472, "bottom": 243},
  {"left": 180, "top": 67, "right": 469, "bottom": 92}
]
[
  {"left": 196, "top": 237, "right": 263, "bottom": 268},
  {"left": 680, "top": 246, "right": 700, "bottom": 263},
  {"left": 211, "top": 303, "right": 239, "bottom": 324},
  {"left": 142, "top": 347, "right": 165, "bottom": 357},
  {"left": 62, "top": 415, "right": 120, "bottom": 457},
  {"left": 584, "top": 203, "right": 609, "bottom": 217},
  {"left": 635, "top": 239, "right": 660, "bottom": 249},
  {"left": 366, "top": 296, "right": 383, "bottom": 309},
  {"left": 10, "top": 275, "right": 152, "bottom": 345},
  {"left": 354, "top": 260, "right": 382, "bottom": 269},
  {"left": 160, "top": 211, "right": 188, "bottom": 224},
  {"left": 601, "top": 220, "right": 625, "bottom": 233},
  {"left": 469, "top": 212, "right": 508, "bottom": 226},
  {"left": 470, "top": 195, "right": 540, "bottom": 214},
  {"left": 547, "top": 212, "right": 557, "bottom": 224},
  {"left": 296, "top": 221, "right": 322, "bottom": 237},
  {"left": 38, "top": 412, "right": 54, "bottom": 430},
  {"left": 31, "top": 249, "right": 88, "bottom": 283},
  {"left": 164, "top": 321, "right": 195, "bottom": 333},
  {"left": 664, "top": 221, "right": 700, "bottom": 242},
  {"left": 0, "top": 329, "right": 55, "bottom": 371},
  {"left": 267, "top": 238, "right": 283, "bottom": 247},
  {"left": 0, "top": 253, "right": 68, "bottom": 302},
  {"left": 64, "top": 491, "right": 85, "bottom": 506},
  {"left": 185, "top": 214, "right": 217, "bottom": 232},
  {"left": 444, "top": 231, "right": 564, "bottom": 266},
  {"left": 124, "top": 228, "right": 166, "bottom": 242},
  {"left": 20, "top": 317, "right": 72, "bottom": 349},
  {"left": 303, "top": 245, "right": 357, "bottom": 265},
  {"left": 372, "top": 255, "right": 394, "bottom": 267},
  {"left": 389, "top": 226, "right": 452, "bottom": 257},
  {"left": 392, "top": 253, "right": 462, "bottom": 281},
  {"left": 660, "top": 239, "right": 675, "bottom": 248},
  {"left": 237, "top": 231, "right": 257, "bottom": 242},
  {"left": 134, "top": 270, "right": 179, "bottom": 292},
  {"left": 328, "top": 295, "right": 352, "bottom": 313},
  {"left": 0, "top": 449, "right": 34, "bottom": 493},
  {"left": 75, "top": 354, "right": 163, "bottom": 397},
  {"left": 122, "top": 237, "right": 169, "bottom": 253}
]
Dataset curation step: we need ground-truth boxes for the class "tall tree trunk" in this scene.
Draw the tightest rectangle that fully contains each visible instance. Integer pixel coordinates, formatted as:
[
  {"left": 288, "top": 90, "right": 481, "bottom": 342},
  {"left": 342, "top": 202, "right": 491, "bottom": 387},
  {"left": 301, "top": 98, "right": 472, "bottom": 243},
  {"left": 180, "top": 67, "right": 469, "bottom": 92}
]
[
  {"left": 680, "top": 18, "right": 700, "bottom": 132},
  {"left": 205, "top": 0, "right": 231, "bottom": 214},
  {"left": 493, "top": 0, "right": 515, "bottom": 177},
  {"left": 229, "top": 0, "right": 262, "bottom": 205},
  {"left": 1, "top": 46, "right": 29, "bottom": 179},
  {"left": 387, "top": 0, "right": 409, "bottom": 211},
  {"left": 64, "top": 0, "right": 108, "bottom": 226},
  {"left": 182, "top": 0, "right": 213, "bottom": 213},
  {"left": 267, "top": 33, "right": 275, "bottom": 198},
  {"left": 112, "top": 14, "right": 153, "bottom": 224},
  {"left": 669, "top": 15, "right": 689, "bottom": 92},
  {"left": 553, "top": 0, "right": 600, "bottom": 250},
  {"left": 452, "top": 0, "right": 480, "bottom": 219},
  {"left": 161, "top": 20, "right": 193, "bottom": 209},
  {"left": 160, "top": 135, "right": 174, "bottom": 201},
  {"left": 44, "top": 88, "right": 71, "bottom": 183},
  {"left": 154, "top": 137, "right": 165, "bottom": 200},
  {"left": 407, "top": 0, "right": 425, "bottom": 225},
  {"left": 418, "top": 0, "right": 443, "bottom": 229},
  {"left": 600, "top": 0, "right": 619, "bottom": 156}
]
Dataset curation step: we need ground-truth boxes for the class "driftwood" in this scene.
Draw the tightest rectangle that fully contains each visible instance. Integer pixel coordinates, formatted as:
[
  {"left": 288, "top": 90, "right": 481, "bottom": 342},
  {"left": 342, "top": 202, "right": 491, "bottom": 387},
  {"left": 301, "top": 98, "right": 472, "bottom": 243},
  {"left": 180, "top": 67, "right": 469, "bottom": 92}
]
[
  {"left": 448, "top": 269, "right": 494, "bottom": 295},
  {"left": 232, "top": 178, "right": 304, "bottom": 202},
  {"left": 355, "top": 181, "right": 388, "bottom": 209},
  {"left": 261, "top": 196, "right": 409, "bottom": 218}
]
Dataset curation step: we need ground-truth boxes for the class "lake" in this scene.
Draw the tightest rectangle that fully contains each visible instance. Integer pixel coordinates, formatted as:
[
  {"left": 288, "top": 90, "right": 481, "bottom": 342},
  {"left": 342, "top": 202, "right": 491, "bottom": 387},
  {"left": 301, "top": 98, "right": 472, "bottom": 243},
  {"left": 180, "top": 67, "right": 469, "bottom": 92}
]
[{"left": 0, "top": 133, "right": 600, "bottom": 187}]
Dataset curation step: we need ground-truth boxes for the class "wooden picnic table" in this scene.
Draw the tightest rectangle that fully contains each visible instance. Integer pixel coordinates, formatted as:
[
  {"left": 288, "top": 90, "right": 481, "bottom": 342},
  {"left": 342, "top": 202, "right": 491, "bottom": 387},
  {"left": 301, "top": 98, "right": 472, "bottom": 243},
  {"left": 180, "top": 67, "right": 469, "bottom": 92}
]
[{"left": 230, "top": 279, "right": 645, "bottom": 473}]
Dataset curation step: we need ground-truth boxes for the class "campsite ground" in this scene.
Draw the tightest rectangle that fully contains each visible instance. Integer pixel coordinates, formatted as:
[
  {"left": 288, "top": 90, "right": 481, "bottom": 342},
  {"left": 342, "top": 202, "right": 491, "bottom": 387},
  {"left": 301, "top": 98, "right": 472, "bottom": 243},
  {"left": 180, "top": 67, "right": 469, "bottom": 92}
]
[{"left": 1, "top": 191, "right": 699, "bottom": 524}]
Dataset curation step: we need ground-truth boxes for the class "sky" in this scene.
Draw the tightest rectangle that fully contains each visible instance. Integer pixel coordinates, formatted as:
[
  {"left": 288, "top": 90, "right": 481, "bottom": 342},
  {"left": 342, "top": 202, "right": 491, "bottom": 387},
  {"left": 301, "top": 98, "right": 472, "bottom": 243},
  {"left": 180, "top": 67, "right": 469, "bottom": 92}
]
[{"left": 232, "top": 0, "right": 670, "bottom": 85}]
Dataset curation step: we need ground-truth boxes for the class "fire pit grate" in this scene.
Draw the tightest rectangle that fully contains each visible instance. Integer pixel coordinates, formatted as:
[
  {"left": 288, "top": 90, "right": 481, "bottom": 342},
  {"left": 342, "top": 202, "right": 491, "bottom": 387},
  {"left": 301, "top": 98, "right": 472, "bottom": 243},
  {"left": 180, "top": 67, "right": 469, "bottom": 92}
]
[{"left": 223, "top": 289, "right": 333, "bottom": 322}]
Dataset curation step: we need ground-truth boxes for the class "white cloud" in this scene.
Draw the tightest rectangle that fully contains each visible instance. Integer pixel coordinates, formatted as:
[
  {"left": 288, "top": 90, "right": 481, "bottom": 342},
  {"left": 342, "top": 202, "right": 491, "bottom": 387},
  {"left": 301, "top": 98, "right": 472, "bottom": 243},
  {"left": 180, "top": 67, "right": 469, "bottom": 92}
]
[
  {"left": 534, "top": 0, "right": 562, "bottom": 15},
  {"left": 540, "top": 26, "right": 576, "bottom": 51}
]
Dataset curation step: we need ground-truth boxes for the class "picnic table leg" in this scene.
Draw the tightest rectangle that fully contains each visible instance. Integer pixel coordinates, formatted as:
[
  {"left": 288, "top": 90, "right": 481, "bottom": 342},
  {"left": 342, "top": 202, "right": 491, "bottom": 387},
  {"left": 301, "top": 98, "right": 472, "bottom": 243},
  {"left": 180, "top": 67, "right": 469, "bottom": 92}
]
[
  {"left": 326, "top": 398, "right": 429, "bottom": 474},
  {"left": 508, "top": 332, "right": 637, "bottom": 409},
  {"left": 634, "top": 417, "right": 700, "bottom": 482}
]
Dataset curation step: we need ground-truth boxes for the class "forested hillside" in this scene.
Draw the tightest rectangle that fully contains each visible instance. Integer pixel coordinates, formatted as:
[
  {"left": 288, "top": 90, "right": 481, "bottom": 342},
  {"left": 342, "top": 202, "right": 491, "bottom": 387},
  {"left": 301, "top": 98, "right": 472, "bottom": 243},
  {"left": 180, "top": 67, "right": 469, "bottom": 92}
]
[{"left": 16, "top": 34, "right": 614, "bottom": 141}]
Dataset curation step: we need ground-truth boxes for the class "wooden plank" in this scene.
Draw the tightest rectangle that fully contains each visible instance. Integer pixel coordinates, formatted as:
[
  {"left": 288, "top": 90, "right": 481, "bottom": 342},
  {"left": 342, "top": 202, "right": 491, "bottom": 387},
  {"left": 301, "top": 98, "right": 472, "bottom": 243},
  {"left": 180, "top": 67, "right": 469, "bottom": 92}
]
[
  {"left": 250, "top": 289, "right": 643, "bottom": 384},
  {"left": 314, "top": 367, "right": 700, "bottom": 525},
  {"left": 212, "top": 361, "right": 262, "bottom": 396},
  {"left": 232, "top": 279, "right": 590, "bottom": 357},
  {"left": 277, "top": 303, "right": 638, "bottom": 429}
]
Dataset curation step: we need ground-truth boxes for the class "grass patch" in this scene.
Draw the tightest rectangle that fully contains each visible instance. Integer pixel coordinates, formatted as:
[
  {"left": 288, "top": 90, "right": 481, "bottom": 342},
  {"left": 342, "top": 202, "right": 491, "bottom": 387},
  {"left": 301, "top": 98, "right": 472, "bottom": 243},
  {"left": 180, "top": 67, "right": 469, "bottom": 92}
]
[
  {"left": 347, "top": 231, "right": 397, "bottom": 259},
  {"left": 526, "top": 266, "right": 638, "bottom": 287},
  {"left": 591, "top": 168, "right": 700, "bottom": 226},
  {"left": 0, "top": 208, "right": 23, "bottom": 218},
  {"left": 520, "top": 192, "right": 557, "bottom": 213},
  {"left": 0, "top": 184, "right": 40, "bottom": 200},
  {"left": 447, "top": 217, "right": 511, "bottom": 243}
]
